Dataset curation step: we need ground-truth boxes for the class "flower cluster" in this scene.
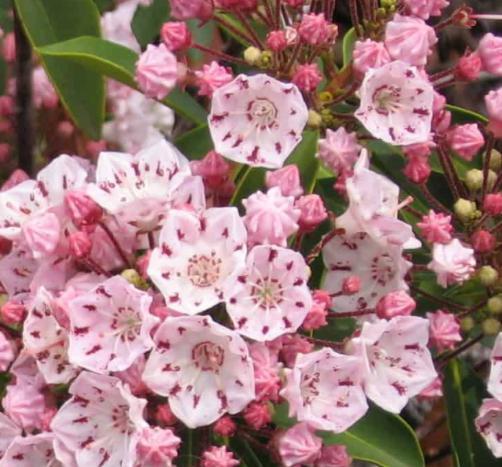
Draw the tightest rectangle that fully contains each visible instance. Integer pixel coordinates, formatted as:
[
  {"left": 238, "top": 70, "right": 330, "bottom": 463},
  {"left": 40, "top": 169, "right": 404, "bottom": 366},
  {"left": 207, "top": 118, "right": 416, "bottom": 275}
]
[{"left": 2, "top": 0, "right": 502, "bottom": 464}]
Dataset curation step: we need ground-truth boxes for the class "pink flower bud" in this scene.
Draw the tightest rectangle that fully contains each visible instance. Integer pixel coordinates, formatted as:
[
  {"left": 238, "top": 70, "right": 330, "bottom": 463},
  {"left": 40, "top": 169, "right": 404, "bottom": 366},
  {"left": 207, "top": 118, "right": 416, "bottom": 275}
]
[
  {"left": 313, "top": 289, "right": 331, "bottom": 308},
  {"left": 455, "top": 52, "right": 482, "bottom": 81},
  {"left": 136, "top": 43, "right": 179, "bottom": 100},
  {"left": 69, "top": 231, "right": 93, "bottom": 259},
  {"left": 265, "top": 165, "right": 303, "bottom": 198},
  {"left": 278, "top": 422, "right": 322, "bottom": 467},
  {"left": 298, "top": 13, "right": 333, "bottom": 46},
  {"left": 195, "top": 61, "right": 233, "bottom": 97},
  {"left": 1, "top": 169, "right": 29, "bottom": 191},
  {"left": 1, "top": 301, "right": 26, "bottom": 325},
  {"left": 170, "top": 0, "right": 213, "bottom": 20},
  {"left": 317, "top": 445, "right": 352, "bottom": 467},
  {"left": 3, "top": 382, "right": 46, "bottom": 432},
  {"left": 155, "top": 403, "right": 178, "bottom": 426},
  {"left": 161, "top": 22, "right": 192, "bottom": 51},
  {"left": 2, "top": 33, "right": 15, "bottom": 63},
  {"left": 136, "top": 427, "right": 181, "bottom": 466},
  {"left": 202, "top": 446, "right": 239, "bottom": 467},
  {"left": 292, "top": 63, "right": 322, "bottom": 92},
  {"left": 427, "top": 310, "right": 461, "bottom": 351},
  {"left": 280, "top": 335, "right": 313, "bottom": 367},
  {"left": 485, "top": 89, "right": 502, "bottom": 138},
  {"left": 353, "top": 39, "right": 391, "bottom": 76},
  {"left": 484, "top": 193, "right": 502, "bottom": 216},
  {"left": 57, "top": 120, "right": 75, "bottom": 138},
  {"left": 478, "top": 33, "right": 502, "bottom": 76},
  {"left": 65, "top": 190, "right": 103, "bottom": 227},
  {"left": 402, "top": 0, "right": 449, "bottom": 20},
  {"left": 213, "top": 416, "right": 236, "bottom": 437},
  {"left": 403, "top": 154, "right": 431, "bottom": 184},
  {"left": 376, "top": 291, "right": 416, "bottom": 319},
  {"left": 302, "top": 293, "right": 328, "bottom": 331},
  {"left": 295, "top": 194, "right": 328, "bottom": 232},
  {"left": 403, "top": 142, "right": 433, "bottom": 159},
  {"left": 0, "top": 95, "right": 14, "bottom": 116},
  {"left": 190, "top": 150, "right": 230, "bottom": 189},
  {"left": 85, "top": 139, "right": 107, "bottom": 158},
  {"left": 267, "top": 30, "right": 287, "bottom": 52},
  {"left": 446, "top": 124, "right": 485, "bottom": 161},
  {"left": 342, "top": 276, "right": 361, "bottom": 295},
  {"left": 471, "top": 229, "right": 496, "bottom": 253},
  {"left": 243, "top": 402, "right": 271, "bottom": 430},
  {"left": 0, "top": 332, "right": 15, "bottom": 372},
  {"left": 417, "top": 210, "right": 453, "bottom": 244}
]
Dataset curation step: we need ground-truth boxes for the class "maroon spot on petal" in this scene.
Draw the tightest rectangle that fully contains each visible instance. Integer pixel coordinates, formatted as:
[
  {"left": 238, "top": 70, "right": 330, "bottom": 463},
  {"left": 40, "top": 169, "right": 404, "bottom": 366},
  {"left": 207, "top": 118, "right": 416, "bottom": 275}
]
[
  {"left": 177, "top": 326, "right": 186, "bottom": 335},
  {"left": 177, "top": 229, "right": 185, "bottom": 240},
  {"left": 283, "top": 317, "right": 292, "bottom": 328},
  {"left": 295, "top": 301, "right": 304, "bottom": 308},
  {"left": 237, "top": 275, "right": 247, "bottom": 283},
  {"left": 247, "top": 146, "right": 259, "bottom": 162},
  {"left": 162, "top": 243, "right": 172, "bottom": 256},
  {"left": 293, "top": 278, "right": 304, "bottom": 286},
  {"left": 404, "top": 343, "right": 420, "bottom": 351},
  {"left": 262, "top": 325, "right": 269, "bottom": 334},
  {"left": 237, "top": 317, "right": 247, "bottom": 328},
  {"left": 222, "top": 132, "right": 232, "bottom": 142},
  {"left": 74, "top": 326, "right": 89, "bottom": 336},
  {"left": 193, "top": 394, "right": 201, "bottom": 408},
  {"left": 72, "top": 416, "right": 89, "bottom": 424},
  {"left": 170, "top": 384, "right": 181, "bottom": 396},
  {"left": 413, "top": 108, "right": 430, "bottom": 116},
  {"left": 12, "top": 453, "right": 24, "bottom": 460},
  {"left": 339, "top": 379, "right": 354, "bottom": 386},
  {"left": 285, "top": 261, "right": 293, "bottom": 271},
  {"left": 96, "top": 286, "right": 112, "bottom": 298},
  {"left": 222, "top": 227, "right": 229, "bottom": 238},
  {"left": 30, "top": 331, "right": 40, "bottom": 339},
  {"left": 83, "top": 304, "right": 96, "bottom": 311},
  {"left": 158, "top": 340, "right": 171, "bottom": 350},
  {"left": 268, "top": 249, "right": 278, "bottom": 262},
  {"left": 211, "top": 112, "right": 229, "bottom": 123},
  {"left": 169, "top": 294, "right": 180, "bottom": 303},
  {"left": 80, "top": 436, "right": 94, "bottom": 449},
  {"left": 85, "top": 345, "right": 101, "bottom": 355},
  {"left": 391, "top": 381, "right": 406, "bottom": 396},
  {"left": 275, "top": 142, "right": 282, "bottom": 154}
]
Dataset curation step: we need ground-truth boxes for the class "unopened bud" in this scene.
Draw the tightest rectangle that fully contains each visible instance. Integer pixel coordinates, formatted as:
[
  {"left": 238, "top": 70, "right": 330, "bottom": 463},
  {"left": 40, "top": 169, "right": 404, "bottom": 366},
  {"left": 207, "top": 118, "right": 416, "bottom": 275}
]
[
  {"left": 478, "top": 266, "right": 499, "bottom": 287},
  {"left": 307, "top": 110, "right": 322, "bottom": 128},
  {"left": 461, "top": 316, "right": 475, "bottom": 332},
  {"left": 69, "top": 231, "right": 92, "bottom": 259},
  {"left": 482, "top": 317, "right": 501, "bottom": 336},
  {"left": 489, "top": 149, "right": 502, "bottom": 172},
  {"left": 465, "top": 169, "right": 483, "bottom": 191},
  {"left": 454, "top": 198, "right": 478, "bottom": 223},
  {"left": 244, "top": 47, "right": 262, "bottom": 65},
  {"left": 488, "top": 295, "right": 502, "bottom": 315}
]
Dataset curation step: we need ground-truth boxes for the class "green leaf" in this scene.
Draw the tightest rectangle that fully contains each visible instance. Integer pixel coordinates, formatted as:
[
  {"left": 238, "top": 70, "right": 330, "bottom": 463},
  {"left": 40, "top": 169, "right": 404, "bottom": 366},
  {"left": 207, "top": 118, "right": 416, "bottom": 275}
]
[
  {"left": 342, "top": 28, "right": 357, "bottom": 67},
  {"left": 443, "top": 359, "right": 498, "bottom": 467},
  {"left": 14, "top": 0, "right": 104, "bottom": 139},
  {"left": 37, "top": 36, "right": 208, "bottom": 125},
  {"left": 187, "top": 19, "right": 216, "bottom": 62},
  {"left": 274, "top": 403, "right": 425, "bottom": 467},
  {"left": 447, "top": 105, "right": 488, "bottom": 124},
  {"left": 92, "top": 0, "right": 113, "bottom": 13},
  {"left": 131, "top": 0, "right": 170, "bottom": 49},
  {"left": 175, "top": 125, "right": 212, "bottom": 159}
]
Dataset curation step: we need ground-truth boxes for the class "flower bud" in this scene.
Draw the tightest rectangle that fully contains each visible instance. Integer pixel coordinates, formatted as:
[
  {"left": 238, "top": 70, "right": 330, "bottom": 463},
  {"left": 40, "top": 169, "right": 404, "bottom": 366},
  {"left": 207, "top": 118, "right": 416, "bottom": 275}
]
[
  {"left": 266, "top": 30, "right": 287, "bottom": 52},
  {"left": 465, "top": 169, "right": 484, "bottom": 191},
  {"left": 482, "top": 317, "right": 501, "bottom": 336},
  {"left": 484, "top": 193, "right": 502, "bottom": 216},
  {"left": 471, "top": 229, "right": 496, "bottom": 253},
  {"left": 244, "top": 46, "right": 262, "bottom": 65},
  {"left": 1, "top": 301, "right": 26, "bottom": 325},
  {"left": 454, "top": 198, "right": 478, "bottom": 223},
  {"left": 65, "top": 190, "right": 103, "bottom": 227},
  {"left": 307, "top": 110, "right": 322, "bottom": 128},
  {"left": 161, "top": 21, "right": 192, "bottom": 51},
  {"left": 266, "top": 165, "right": 303, "bottom": 198},
  {"left": 69, "top": 231, "right": 92, "bottom": 259},
  {"left": 243, "top": 402, "right": 271, "bottom": 430},
  {"left": 292, "top": 63, "right": 322, "bottom": 92},
  {"left": 489, "top": 149, "right": 502, "bottom": 172},
  {"left": 488, "top": 295, "right": 502, "bottom": 315},
  {"left": 376, "top": 291, "right": 416, "bottom": 319},
  {"left": 295, "top": 194, "right": 328, "bottom": 232},
  {"left": 461, "top": 316, "right": 475, "bottom": 332},
  {"left": 342, "top": 276, "right": 360, "bottom": 295},
  {"left": 479, "top": 266, "right": 499, "bottom": 287},
  {"left": 213, "top": 416, "right": 236, "bottom": 437},
  {"left": 455, "top": 52, "right": 482, "bottom": 81}
]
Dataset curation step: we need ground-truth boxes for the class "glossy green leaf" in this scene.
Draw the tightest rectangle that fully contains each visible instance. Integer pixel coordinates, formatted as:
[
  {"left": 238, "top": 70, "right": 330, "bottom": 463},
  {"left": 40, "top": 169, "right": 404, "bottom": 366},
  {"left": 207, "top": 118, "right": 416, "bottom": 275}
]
[
  {"left": 274, "top": 403, "right": 424, "bottom": 467},
  {"left": 37, "top": 36, "right": 208, "bottom": 125},
  {"left": 443, "top": 359, "right": 498, "bottom": 467},
  {"left": 92, "top": 0, "right": 113, "bottom": 13},
  {"left": 187, "top": 19, "right": 216, "bottom": 62},
  {"left": 447, "top": 104, "right": 488, "bottom": 124},
  {"left": 14, "top": 0, "right": 104, "bottom": 139},
  {"left": 132, "top": 0, "right": 170, "bottom": 49},
  {"left": 175, "top": 125, "right": 212, "bottom": 159},
  {"left": 342, "top": 28, "right": 357, "bottom": 66}
]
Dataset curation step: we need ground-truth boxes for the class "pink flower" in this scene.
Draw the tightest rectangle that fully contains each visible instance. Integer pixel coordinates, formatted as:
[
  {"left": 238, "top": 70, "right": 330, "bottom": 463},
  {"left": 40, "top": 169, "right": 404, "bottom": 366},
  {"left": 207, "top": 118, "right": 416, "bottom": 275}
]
[
  {"left": 0, "top": 412, "right": 21, "bottom": 459},
  {"left": 265, "top": 164, "right": 304, "bottom": 198},
  {"left": 280, "top": 334, "right": 314, "bottom": 367},
  {"left": 376, "top": 290, "right": 416, "bottom": 319},
  {"left": 1, "top": 300, "right": 26, "bottom": 325},
  {"left": 323, "top": 231, "right": 411, "bottom": 313},
  {"left": 143, "top": 315, "right": 254, "bottom": 428},
  {"left": 317, "top": 445, "right": 352, "bottom": 467},
  {"left": 87, "top": 140, "right": 205, "bottom": 232},
  {"left": 428, "top": 239, "right": 476, "bottom": 287},
  {"left": 356, "top": 61, "right": 434, "bottom": 145},
  {"left": 135, "top": 426, "right": 181, "bottom": 466},
  {"left": 278, "top": 422, "right": 322, "bottom": 467},
  {"left": 485, "top": 88, "right": 502, "bottom": 138},
  {"left": 317, "top": 127, "right": 361, "bottom": 175},
  {"left": 472, "top": 229, "right": 496, "bottom": 253},
  {"left": 427, "top": 310, "right": 461, "bottom": 352},
  {"left": 208, "top": 74, "right": 308, "bottom": 169},
  {"left": 487, "top": 333, "right": 502, "bottom": 401},
  {"left": 292, "top": 63, "right": 322, "bottom": 92},
  {"left": 402, "top": 0, "right": 449, "bottom": 19},
  {"left": 0, "top": 332, "right": 14, "bottom": 371},
  {"left": 2, "top": 381, "right": 46, "bottom": 432},
  {"left": 170, "top": 0, "right": 212, "bottom": 20},
  {"left": 243, "top": 402, "right": 271, "bottom": 430},
  {"left": 161, "top": 21, "right": 192, "bottom": 51},
  {"left": 249, "top": 342, "right": 281, "bottom": 401},
  {"left": 243, "top": 188, "right": 300, "bottom": 246},
  {"left": 298, "top": 13, "right": 333, "bottom": 46},
  {"left": 296, "top": 194, "right": 328, "bottom": 233},
  {"left": 147, "top": 207, "right": 247, "bottom": 315},
  {"left": 0, "top": 433, "right": 60, "bottom": 467},
  {"left": 478, "top": 33, "right": 502, "bottom": 76},
  {"left": 417, "top": 210, "right": 453, "bottom": 244},
  {"left": 455, "top": 52, "right": 482, "bottom": 81},
  {"left": 67, "top": 275, "right": 158, "bottom": 373},
  {"left": 136, "top": 43, "right": 179, "bottom": 100},
  {"left": 224, "top": 245, "right": 312, "bottom": 341},
  {"left": 403, "top": 153, "right": 431, "bottom": 184},
  {"left": 23, "top": 287, "right": 76, "bottom": 384},
  {"left": 476, "top": 399, "right": 502, "bottom": 458},
  {"left": 353, "top": 39, "right": 391, "bottom": 76},
  {"left": 351, "top": 316, "right": 437, "bottom": 413},
  {"left": 202, "top": 446, "right": 240, "bottom": 467},
  {"left": 213, "top": 416, "right": 236, "bottom": 437},
  {"left": 267, "top": 30, "right": 287, "bottom": 52},
  {"left": 50, "top": 372, "right": 148, "bottom": 466},
  {"left": 446, "top": 124, "right": 485, "bottom": 161},
  {"left": 195, "top": 61, "right": 233, "bottom": 97},
  {"left": 190, "top": 150, "right": 230, "bottom": 189},
  {"left": 281, "top": 348, "right": 368, "bottom": 432},
  {"left": 21, "top": 211, "right": 61, "bottom": 259},
  {"left": 484, "top": 193, "right": 502, "bottom": 216},
  {"left": 385, "top": 14, "right": 437, "bottom": 67}
]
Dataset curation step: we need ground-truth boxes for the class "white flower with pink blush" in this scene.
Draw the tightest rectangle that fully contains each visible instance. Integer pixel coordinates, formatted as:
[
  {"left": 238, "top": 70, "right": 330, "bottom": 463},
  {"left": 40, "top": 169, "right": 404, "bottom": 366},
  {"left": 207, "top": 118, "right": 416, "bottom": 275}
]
[
  {"left": 487, "top": 333, "right": 502, "bottom": 402},
  {"left": 67, "top": 275, "right": 158, "bottom": 373},
  {"left": 22, "top": 287, "right": 77, "bottom": 384},
  {"left": 223, "top": 245, "right": 312, "bottom": 341},
  {"left": 142, "top": 315, "right": 255, "bottom": 428},
  {"left": 147, "top": 207, "right": 247, "bottom": 315},
  {"left": 208, "top": 74, "right": 308, "bottom": 169},
  {"left": 355, "top": 61, "right": 434, "bottom": 145},
  {"left": 0, "top": 412, "right": 21, "bottom": 459},
  {"left": 87, "top": 139, "right": 205, "bottom": 233},
  {"left": 323, "top": 231, "right": 411, "bottom": 313},
  {"left": 0, "top": 433, "right": 61, "bottom": 467},
  {"left": 281, "top": 348, "right": 368, "bottom": 432},
  {"left": 428, "top": 239, "right": 476, "bottom": 287},
  {"left": 350, "top": 316, "right": 437, "bottom": 413},
  {"left": 50, "top": 372, "right": 148, "bottom": 467},
  {"left": 476, "top": 399, "right": 502, "bottom": 458}
]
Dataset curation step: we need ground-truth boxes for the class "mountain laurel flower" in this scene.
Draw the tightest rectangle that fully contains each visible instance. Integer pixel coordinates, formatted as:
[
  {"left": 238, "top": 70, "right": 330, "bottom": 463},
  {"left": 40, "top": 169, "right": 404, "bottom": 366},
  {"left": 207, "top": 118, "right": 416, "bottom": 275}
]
[
  {"left": 292, "top": 63, "right": 323, "bottom": 92},
  {"left": 281, "top": 348, "right": 368, "bottom": 432},
  {"left": 476, "top": 399, "right": 502, "bottom": 458},
  {"left": 376, "top": 290, "right": 416, "bottom": 319},
  {"left": 201, "top": 446, "right": 240, "bottom": 467},
  {"left": 67, "top": 275, "right": 158, "bottom": 373},
  {"left": 195, "top": 61, "right": 233, "bottom": 97},
  {"left": 208, "top": 74, "right": 308, "bottom": 169},
  {"left": 147, "top": 207, "right": 247, "bottom": 315},
  {"left": 384, "top": 14, "right": 437, "bottom": 67},
  {"left": 265, "top": 164, "right": 304, "bottom": 198},
  {"left": 353, "top": 39, "right": 391, "bottom": 76},
  {"left": 135, "top": 426, "right": 181, "bottom": 466},
  {"left": 446, "top": 124, "right": 485, "bottom": 161},
  {"left": 427, "top": 310, "right": 462, "bottom": 351},
  {"left": 0, "top": 433, "right": 60, "bottom": 467},
  {"left": 485, "top": 88, "right": 502, "bottom": 138},
  {"left": 478, "top": 33, "right": 502, "bottom": 76},
  {"left": 50, "top": 371, "right": 148, "bottom": 467},
  {"left": 317, "top": 445, "right": 352, "bottom": 467},
  {"left": 278, "top": 422, "right": 323, "bottom": 467},
  {"left": 428, "top": 239, "right": 476, "bottom": 287},
  {"left": 142, "top": 315, "right": 255, "bottom": 428},
  {"left": 402, "top": 0, "right": 449, "bottom": 19},
  {"left": 417, "top": 210, "right": 453, "bottom": 244},
  {"left": 295, "top": 194, "right": 328, "bottom": 232},
  {"left": 487, "top": 333, "right": 502, "bottom": 401},
  {"left": 298, "top": 13, "right": 334, "bottom": 46},
  {"left": 223, "top": 245, "right": 312, "bottom": 341},
  {"left": 317, "top": 127, "right": 361, "bottom": 175},
  {"left": 243, "top": 187, "right": 300, "bottom": 246},
  {"left": 161, "top": 21, "right": 192, "bottom": 51},
  {"left": 356, "top": 61, "right": 434, "bottom": 145}
]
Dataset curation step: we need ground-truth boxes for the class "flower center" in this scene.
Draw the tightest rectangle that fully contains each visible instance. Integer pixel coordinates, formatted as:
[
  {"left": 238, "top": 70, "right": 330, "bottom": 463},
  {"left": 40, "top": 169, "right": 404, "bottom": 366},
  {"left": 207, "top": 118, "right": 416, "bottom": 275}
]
[
  {"left": 192, "top": 341, "right": 225, "bottom": 371},
  {"left": 372, "top": 85, "right": 402, "bottom": 116},
  {"left": 112, "top": 307, "right": 141, "bottom": 342},
  {"left": 251, "top": 277, "right": 283, "bottom": 309},
  {"left": 300, "top": 371, "right": 321, "bottom": 405},
  {"left": 186, "top": 252, "right": 222, "bottom": 288},
  {"left": 371, "top": 253, "right": 396, "bottom": 286},
  {"left": 248, "top": 98, "right": 278, "bottom": 129}
]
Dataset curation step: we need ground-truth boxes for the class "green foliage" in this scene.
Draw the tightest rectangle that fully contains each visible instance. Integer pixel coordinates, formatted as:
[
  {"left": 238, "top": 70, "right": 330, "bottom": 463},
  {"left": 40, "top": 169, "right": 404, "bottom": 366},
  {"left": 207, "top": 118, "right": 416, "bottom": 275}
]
[
  {"left": 342, "top": 28, "right": 357, "bottom": 67},
  {"left": 132, "top": 0, "right": 170, "bottom": 49},
  {"left": 175, "top": 125, "right": 213, "bottom": 160},
  {"left": 14, "top": 0, "right": 104, "bottom": 139}
]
